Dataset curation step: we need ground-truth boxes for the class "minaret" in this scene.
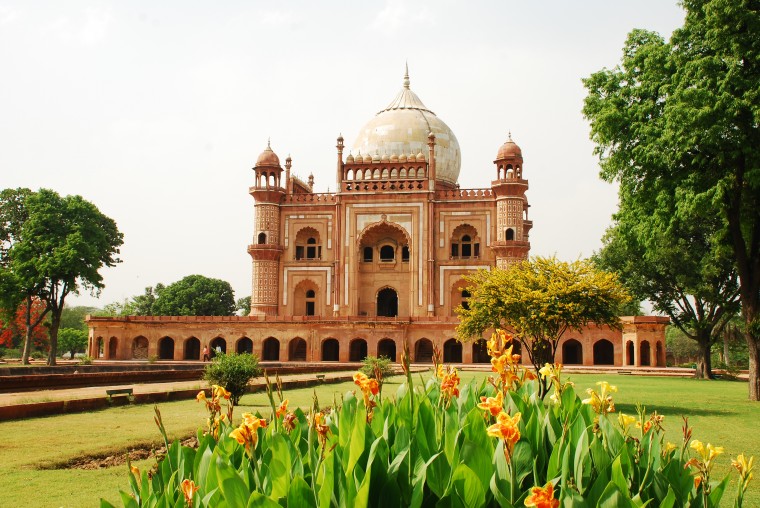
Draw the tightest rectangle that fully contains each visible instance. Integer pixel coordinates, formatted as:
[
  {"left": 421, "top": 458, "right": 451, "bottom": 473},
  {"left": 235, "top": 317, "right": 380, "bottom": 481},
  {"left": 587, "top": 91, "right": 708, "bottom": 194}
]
[
  {"left": 491, "top": 133, "right": 532, "bottom": 268},
  {"left": 247, "top": 140, "right": 285, "bottom": 316}
]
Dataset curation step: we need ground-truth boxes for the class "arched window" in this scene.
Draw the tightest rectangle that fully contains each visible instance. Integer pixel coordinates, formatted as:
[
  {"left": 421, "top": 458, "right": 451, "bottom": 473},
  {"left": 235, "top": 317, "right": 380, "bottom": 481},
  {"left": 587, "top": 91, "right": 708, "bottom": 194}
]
[
  {"left": 349, "top": 339, "right": 368, "bottom": 362},
  {"left": 461, "top": 290, "right": 471, "bottom": 310},
  {"left": 262, "top": 337, "right": 280, "bottom": 361},
  {"left": 402, "top": 246, "right": 410, "bottom": 262},
  {"left": 295, "top": 228, "right": 321, "bottom": 260},
  {"left": 593, "top": 339, "right": 614, "bottom": 365},
  {"left": 289, "top": 338, "right": 307, "bottom": 361},
  {"left": 258, "top": 233, "right": 267, "bottom": 244},
  {"left": 158, "top": 336, "right": 174, "bottom": 360},
  {"left": 450, "top": 225, "right": 480, "bottom": 259},
  {"left": 363, "top": 246, "right": 373, "bottom": 262},
  {"left": 505, "top": 228, "right": 515, "bottom": 241},
  {"left": 380, "top": 245, "right": 395, "bottom": 262},
  {"left": 377, "top": 287, "right": 398, "bottom": 317},
  {"left": 305, "top": 289, "right": 316, "bottom": 316}
]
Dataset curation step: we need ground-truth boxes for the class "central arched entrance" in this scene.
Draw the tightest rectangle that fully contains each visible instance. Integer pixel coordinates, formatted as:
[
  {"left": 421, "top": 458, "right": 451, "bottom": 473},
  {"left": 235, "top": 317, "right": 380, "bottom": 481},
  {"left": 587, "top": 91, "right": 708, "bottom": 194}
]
[
  {"left": 349, "top": 339, "right": 368, "bottom": 361},
  {"left": 236, "top": 337, "right": 253, "bottom": 354},
  {"left": 262, "top": 337, "right": 280, "bottom": 361},
  {"left": 443, "top": 338, "right": 462, "bottom": 363},
  {"left": 562, "top": 339, "right": 583, "bottom": 365},
  {"left": 377, "top": 338, "right": 397, "bottom": 362},
  {"left": 593, "top": 339, "right": 614, "bottom": 365},
  {"left": 415, "top": 338, "right": 434, "bottom": 363},
  {"left": 322, "top": 338, "right": 339, "bottom": 361},
  {"left": 377, "top": 287, "right": 398, "bottom": 317},
  {"left": 472, "top": 339, "right": 490, "bottom": 363},
  {"left": 289, "top": 338, "right": 307, "bottom": 361},
  {"left": 184, "top": 337, "right": 200, "bottom": 360}
]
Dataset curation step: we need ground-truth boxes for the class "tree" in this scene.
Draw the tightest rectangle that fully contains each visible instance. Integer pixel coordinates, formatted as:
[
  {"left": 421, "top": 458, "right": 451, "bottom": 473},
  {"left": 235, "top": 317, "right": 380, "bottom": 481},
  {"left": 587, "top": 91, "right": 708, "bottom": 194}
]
[
  {"left": 456, "top": 257, "right": 630, "bottom": 396},
  {"left": 595, "top": 183, "right": 741, "bottom": 379},
  {"left": 57, "top": 328, "right": 88, "bottom": 358},
  {"left": 236, "top": 296, "right": 251, "bottom": 316},
  {"left": 152, "top": 275, "right": 236, "bottom": 316},
  {"left": 60, "top": 305, "right": 100, "bottom": 331},
  {"left": 583, "top": 0, "right": 760, "bottom": 398},
  {"left": 0, "top": 298, "right": 48, "bottom": 351},
  {"left": 3, "top": 189, "right": 123, "bottom": 365},
  {"left": 203, "top": 352, "right": 262, "bottom": 405}
]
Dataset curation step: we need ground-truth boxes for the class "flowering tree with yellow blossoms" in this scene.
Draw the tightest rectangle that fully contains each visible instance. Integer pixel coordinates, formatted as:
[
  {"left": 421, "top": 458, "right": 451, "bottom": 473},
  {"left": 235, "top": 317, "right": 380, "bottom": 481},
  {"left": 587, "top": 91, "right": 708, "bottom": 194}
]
[{"left": 457, "top": 256, "right": 630, "bottom": 396}]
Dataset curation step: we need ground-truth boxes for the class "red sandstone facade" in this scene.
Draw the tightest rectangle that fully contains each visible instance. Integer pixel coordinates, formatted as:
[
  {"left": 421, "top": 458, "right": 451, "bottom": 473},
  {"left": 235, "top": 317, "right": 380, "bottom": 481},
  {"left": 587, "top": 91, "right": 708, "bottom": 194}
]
[{"left": 87, "top": 69, "right": 668, "bottom": 367}]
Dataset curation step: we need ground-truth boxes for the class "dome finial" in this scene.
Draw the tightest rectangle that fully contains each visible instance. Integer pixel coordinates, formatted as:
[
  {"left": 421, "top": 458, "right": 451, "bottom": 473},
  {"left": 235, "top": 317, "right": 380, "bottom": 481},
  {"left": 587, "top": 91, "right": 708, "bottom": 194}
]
[
  {"left": 267, "top": 137, "right": 271, "bottom": 149},
  {"left": 403, "top": 61, "right": 410, "bottom": 89},
  {"left": 508, "top": 131, "right": 512, "bottom": 141}
]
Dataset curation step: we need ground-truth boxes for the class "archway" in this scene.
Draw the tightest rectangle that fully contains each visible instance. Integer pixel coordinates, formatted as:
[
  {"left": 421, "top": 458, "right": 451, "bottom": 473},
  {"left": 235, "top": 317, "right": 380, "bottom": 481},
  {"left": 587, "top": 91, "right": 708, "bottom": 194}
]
[
  {"left": 236, "top": 337, "right": 253, "bottom": 354},
  {"left": 655, "top": 341, "right": 664, "bottom": 367},
  {"left": 184, "top": 337, "right": 200, "bottom": 360},
  {"left": 132, "top": 336, "right": 149, "bottom": 360},
  {"left": 377, "top": 287, "right": 398, "bottom": 317},
  {"left": 349, "top": 339, "right": 367, "bottom": 362},
  {"left": 262, "top": 337, "right": 280, "bottom": 361},
  {"left": 377, "top": 338, "right": 397, "bottom": 362},
  {"left": 640, "top": 340, "right": 651, "bottom": 366},
  {"left": 289, "top": 338, "right": 307, "bottom": 361},
  {"left": 108, "top": 337, "right": 117, "bottom": 359},
  {"left": 158, "top": 337, "right": 174, "bottom": 360},
  {"left": 562, "top": 339, "right": 583, "bottom": 365},
  {"left": 472, "top": 339, "right": 490, "bottom": 363},
  {"left": 593, "top": 339, "right": 615, "bottom": 365},
  {"left": 443, "top": 338, "right": 462, "bottom": 363},
  {"left": 626, "top": 341, "right": 634, "bottom": 366},
  {"left": 210, "top": 337, "right": 227, "bottom": 357},
  {"left": 322, "top": 338, "right": 339, "bottom": 361},
  {"left": 415, "top": 338, "right": 434, "bottom": 363}
]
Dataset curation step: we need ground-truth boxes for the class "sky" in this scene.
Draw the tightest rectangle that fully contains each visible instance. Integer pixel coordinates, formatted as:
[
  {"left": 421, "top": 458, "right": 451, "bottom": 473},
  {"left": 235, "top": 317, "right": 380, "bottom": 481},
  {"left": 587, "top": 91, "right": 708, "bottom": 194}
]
[{"left": 0, "top": 1, "right": 687, "bottom": 309}]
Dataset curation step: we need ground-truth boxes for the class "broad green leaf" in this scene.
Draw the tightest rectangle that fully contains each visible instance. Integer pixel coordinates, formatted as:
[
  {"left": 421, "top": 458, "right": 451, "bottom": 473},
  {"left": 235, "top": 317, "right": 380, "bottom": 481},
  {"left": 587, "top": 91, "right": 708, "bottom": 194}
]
[
  {"left": 217, "top": 459, "right": 250, "bottom": 507},
  {"left": 451, "top": 464, "right": 486, "bottom": 508},
  {"left": 287, "top": 476, "right": 315, "bottom": 508},
  {"left": 246, "top": 491, "right": 282, "bottom": 508}
]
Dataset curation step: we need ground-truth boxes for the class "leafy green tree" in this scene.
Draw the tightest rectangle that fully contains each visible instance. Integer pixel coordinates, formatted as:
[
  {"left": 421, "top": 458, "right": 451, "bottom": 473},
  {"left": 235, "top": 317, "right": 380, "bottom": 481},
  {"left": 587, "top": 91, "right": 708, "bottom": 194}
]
[
  {"left": 60, "top": 305, "right": 100, "bottom": 331},
  {"left": 595, "top": 187, "right": 741, "bottom": 379},
  {"left": 236, "top": 296, "right": 251, "bottom": 316},
  {"left": 2, "top": 189, "right": 123, "bottom": 365},
  {"left": 152, "top": 275, "right": 235, "bottom": 316},
  {"left": 457, "top": 257, "right": 630, "bottom": 396},
  {"left": 0, "top": 188, "right": 51, "bottom": 364},
  {"left": 583, "top": 0, "right": 760, "bottom": 398},
  {"left": 57, "top": 327, "right": 88, "bottom": 358}
]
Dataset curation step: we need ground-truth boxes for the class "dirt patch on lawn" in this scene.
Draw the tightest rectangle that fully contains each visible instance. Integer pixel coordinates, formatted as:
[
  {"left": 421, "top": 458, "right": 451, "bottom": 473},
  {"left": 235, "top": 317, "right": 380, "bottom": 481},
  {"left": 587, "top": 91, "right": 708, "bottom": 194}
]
[{"left": 41, "top": 436, "right": 198, "bottom": 470}]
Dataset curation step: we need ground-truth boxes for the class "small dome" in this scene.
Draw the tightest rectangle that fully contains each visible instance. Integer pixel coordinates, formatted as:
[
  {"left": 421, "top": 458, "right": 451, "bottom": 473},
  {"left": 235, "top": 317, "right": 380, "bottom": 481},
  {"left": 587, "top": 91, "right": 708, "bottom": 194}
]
[
  {"left": 363, "top": 153, "right": 372, "bottom": 163},
  {"left": 390, "top": 152, "right": 399, "bottom": 162},
  {"left": 372, "top": 152, "right": 381, "bottom": 163},
  {"left": 496, "top": 134, "right": 522, "bottom": 160},
  {"left": 399, "top": 153, "right": 407, "bottom": 163},
  {"left": 416, "top": 151, "right": 426, "bottom": 162},
  {"left": 256, "top": 140, "right": 280, "bottom": 167},
  {"left": 381, "top": 152, "right": 390, "bottom": 163},
  {"left": 346, "top": 152, "right": 354, "bottom": 163}
]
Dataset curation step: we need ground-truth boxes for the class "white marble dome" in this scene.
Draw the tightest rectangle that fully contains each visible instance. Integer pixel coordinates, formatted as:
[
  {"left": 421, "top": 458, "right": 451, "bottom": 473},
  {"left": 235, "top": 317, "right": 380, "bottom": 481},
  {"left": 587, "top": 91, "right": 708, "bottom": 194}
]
[{"left": 352, "top": 69, "right": 461, "bottom": 186}]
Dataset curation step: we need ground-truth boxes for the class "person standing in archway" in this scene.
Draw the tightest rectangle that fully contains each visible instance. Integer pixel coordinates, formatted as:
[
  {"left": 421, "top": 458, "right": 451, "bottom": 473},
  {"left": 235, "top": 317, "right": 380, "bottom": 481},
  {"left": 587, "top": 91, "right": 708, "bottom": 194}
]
[{"left": 202, "top": 345, "right": 210, "bottom": 362}]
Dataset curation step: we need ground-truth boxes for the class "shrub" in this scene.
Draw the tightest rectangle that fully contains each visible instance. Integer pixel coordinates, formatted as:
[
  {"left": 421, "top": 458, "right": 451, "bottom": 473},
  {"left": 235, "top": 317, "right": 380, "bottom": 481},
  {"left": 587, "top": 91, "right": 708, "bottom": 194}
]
[
  {"left": 359, "top": 355, "right": 394, "bottom": 379},
  {"left": 109, "top": 331, "right": 755, "bottom": 508},
  {"left": 30, "top": 351, "right": 44, "bottom": 360},
  {"left": 203, "top": 352, "right": 262, "bottom": 405},
  {"left": 79, "top": 355, "right": 94, "bottom": 365},
  {"left": 2, "top": 348, "right": 20, "bottom": 359}
]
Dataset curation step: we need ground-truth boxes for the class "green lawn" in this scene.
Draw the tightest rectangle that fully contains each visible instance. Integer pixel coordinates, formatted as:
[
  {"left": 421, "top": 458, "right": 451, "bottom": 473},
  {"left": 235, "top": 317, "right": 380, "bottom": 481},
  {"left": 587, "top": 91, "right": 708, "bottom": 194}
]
[{"left": 0, "top": 372, "right": 757, "bottom": 507}]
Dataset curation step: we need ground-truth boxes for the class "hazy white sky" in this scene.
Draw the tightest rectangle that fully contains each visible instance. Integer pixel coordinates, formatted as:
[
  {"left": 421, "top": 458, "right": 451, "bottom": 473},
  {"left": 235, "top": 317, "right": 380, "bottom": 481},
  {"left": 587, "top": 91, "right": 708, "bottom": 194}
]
[{"left": 0, "top": 1, "right": 686, "bottom": 308}]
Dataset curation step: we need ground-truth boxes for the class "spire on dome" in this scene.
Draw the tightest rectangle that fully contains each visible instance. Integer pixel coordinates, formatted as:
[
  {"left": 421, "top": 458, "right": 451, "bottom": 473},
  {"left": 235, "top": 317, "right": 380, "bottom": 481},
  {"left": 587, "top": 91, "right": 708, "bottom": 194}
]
[{"left": 379, "top": 63, "right": 434, "bottom": 114}]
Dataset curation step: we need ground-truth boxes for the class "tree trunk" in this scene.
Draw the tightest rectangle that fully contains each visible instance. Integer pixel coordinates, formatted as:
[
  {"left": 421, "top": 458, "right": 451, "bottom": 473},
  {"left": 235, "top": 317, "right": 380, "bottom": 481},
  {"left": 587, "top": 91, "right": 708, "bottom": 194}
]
[
  {"left": 748, "top": 322, "right": 760, "bottom": 400},
  {"left": 21, "top": 296, "right": 33, "bottom": 365},
  {"left": 47, "top": 309, "right": 61, "bottom": 366},
  {"left": 695, "top": 341, "right": 713, "bottom": 379},
  {"left": 723, "top": 326, "right": 731, "bottom": 368}
]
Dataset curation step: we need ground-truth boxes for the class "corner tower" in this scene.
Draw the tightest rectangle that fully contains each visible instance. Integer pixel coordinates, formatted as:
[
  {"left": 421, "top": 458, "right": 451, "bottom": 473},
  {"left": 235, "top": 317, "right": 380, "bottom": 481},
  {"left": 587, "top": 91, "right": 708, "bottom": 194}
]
[
  {"left": 247, "top": 141, "right": 285, "bottom": 316},
  {"left": 491, "top": 134, "right": 532, "bottom": 268}
]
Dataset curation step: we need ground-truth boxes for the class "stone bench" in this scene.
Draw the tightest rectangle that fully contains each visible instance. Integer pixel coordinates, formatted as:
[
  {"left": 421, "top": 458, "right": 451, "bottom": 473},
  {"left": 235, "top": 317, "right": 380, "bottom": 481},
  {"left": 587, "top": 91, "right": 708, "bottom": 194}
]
[{"left": 106, "top": 388, "right": 134, "bottom": 401}]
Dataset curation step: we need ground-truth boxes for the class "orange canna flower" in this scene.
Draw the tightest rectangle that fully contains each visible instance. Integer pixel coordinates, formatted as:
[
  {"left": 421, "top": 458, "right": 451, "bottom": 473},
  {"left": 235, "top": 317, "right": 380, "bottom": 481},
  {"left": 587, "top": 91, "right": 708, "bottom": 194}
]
[
  {"left": 524, "top": 481, "right": 558, "bottom": 508},
  {"left": 282, "top": 412, "right": 297, "bottom": 432},
  {"left": 366, "top": 378, "right": 380, "bottom": 395},
  {"left": 477, "top": 391, "right": 504, "bottom": 417},
  {"left": 180, "top": 479, "right": 199, "bottom": 507},
  {"left": 353, "top": 372, "right": 369, "bottom": 386},
  {"left": 276, "top": 399, "right": 289, "bottom": 418},
  {"left": 196, "top": 391, "right": 207, "bottom": 402},
  {"left": 230, "top": 424, "right": 256, "bottom": 452},
  {"left": 440, "top": 368, "right": 461, "bottom": 398},
  {"left": 487, "top": 411, "right": 522, "bottom": 460}
]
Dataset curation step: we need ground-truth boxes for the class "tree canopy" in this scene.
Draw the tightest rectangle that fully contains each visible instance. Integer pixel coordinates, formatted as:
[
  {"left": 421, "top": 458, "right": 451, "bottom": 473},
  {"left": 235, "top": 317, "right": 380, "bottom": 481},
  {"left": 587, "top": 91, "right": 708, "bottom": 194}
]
[
  {"left": 583, "top": 0, "right": 760, "bottom": 398},
  {"left": 0, "top": 188, "right": 123, "bottom": 364},
  {"left": 457, "top": 257, "right": 630, "bottom": 395},
  {"left": 594, "top": 179, "right": 741, "bottom": 378},
  {"left": 151, "top": 275, "right": 236, "bottom": 316}
]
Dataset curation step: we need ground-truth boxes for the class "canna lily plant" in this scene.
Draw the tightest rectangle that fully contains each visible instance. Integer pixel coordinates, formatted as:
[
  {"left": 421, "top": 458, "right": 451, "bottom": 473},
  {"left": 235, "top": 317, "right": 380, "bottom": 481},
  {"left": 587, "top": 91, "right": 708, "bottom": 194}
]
[{"left": 106, "top": 330, "right": 754, "bottom": 508}]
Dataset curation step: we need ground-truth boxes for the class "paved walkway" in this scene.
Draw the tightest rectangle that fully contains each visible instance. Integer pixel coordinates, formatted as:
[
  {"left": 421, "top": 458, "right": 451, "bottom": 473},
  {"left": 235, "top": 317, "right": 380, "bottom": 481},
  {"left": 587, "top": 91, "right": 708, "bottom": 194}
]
[{"left": 0, "top": 370, "right": 358, "bottom": 407}]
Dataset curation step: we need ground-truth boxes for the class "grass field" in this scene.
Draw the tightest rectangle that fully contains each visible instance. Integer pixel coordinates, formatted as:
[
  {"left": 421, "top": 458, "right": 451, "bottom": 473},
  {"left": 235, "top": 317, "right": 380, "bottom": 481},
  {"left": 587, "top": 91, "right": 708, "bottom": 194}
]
[{"left": 0, "top": 371, "right": 757, "bottom": 507}]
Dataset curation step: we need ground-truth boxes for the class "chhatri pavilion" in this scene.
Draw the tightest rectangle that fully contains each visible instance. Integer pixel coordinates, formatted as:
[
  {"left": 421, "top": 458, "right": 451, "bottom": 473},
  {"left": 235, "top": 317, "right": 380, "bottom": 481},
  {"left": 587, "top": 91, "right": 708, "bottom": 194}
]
[{"left": 87, "top": 68, "right": 667, "bottom": 367}]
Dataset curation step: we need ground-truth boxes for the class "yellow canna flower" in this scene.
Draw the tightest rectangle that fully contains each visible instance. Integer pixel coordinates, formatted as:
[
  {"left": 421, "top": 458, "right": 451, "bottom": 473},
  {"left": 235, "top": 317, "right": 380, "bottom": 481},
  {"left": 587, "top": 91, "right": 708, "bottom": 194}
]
[
  {"left": 353, "top": 372, "right": 369, "bottom": 386},
  {"left": 523, "top": 481, "right": 559, "bottom": 508},
  {"left": 486, "top": 411, "right": 522, "bottom": 460},
  {"left": 180, "top": 479, "right": 199, "bottom": 507},
  {"left": 196, "top": 391, "right": 207, "bottom": 402},
  {"left": 477, "top": 391, "right": 504, "bottom": 417},
  {"left": 664, "top": 442, "right": 678, "bottom": 454},
  {"left": 441, "top": 368, "right": 461, "bottom": 399},
  {"left": 732, "top": 453, "right": 754, "bottom": 481},
  {"left": 538, "top": 363, "right": 553, "bottom": 379},
  {"left": 618, "top": 413, "right": 636, "bottom": 429}
]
